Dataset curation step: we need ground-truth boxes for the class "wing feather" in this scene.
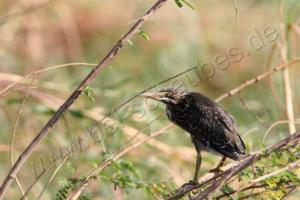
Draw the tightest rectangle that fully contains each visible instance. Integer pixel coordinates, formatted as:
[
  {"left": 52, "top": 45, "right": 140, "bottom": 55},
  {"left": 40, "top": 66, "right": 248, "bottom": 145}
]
[{"left": 215, "top": 106, "right": 246, "bottom": 155}]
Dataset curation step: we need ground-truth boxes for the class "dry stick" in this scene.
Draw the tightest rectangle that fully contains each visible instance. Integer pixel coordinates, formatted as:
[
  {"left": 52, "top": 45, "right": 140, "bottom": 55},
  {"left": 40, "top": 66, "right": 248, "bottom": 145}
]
[
  {"left": 66, "top": 124, "right": 174, "bottom": 200},
  {"left": 0, "top": 62, "right": 97, "bottom": 97},
  {"left": 262, "top": 119, "right": 300, "bottom": 143},
  {"left": 37, "top": 156, "right": 68, "bottom": 200},
  {"left": 20, "top": 153, "right": 70, "bottom": 200},
  {"left": 166, "top": 131, "right": 300, "bottom": 200},
  {"left": 0, "top": 0, "right": 169, "bottom": 198},
  {"left": 279, "top": 1, "right": 296, "bottom": 134},
  {"left": 9, "top": 80, "right": 32, "bottom": 200},
  {"left": 215, "top": 57, "right": 300, "bottom": 103},
  {"left": 280, "top": 186, "right": 297, "bottom": 200},
  {"left": 21, "top": 168, "right": 46, "bottom": 200}
]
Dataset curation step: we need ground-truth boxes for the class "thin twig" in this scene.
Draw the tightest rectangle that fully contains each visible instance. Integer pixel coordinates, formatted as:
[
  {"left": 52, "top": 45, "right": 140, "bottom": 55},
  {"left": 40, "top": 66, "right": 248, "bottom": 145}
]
[
  {"left": 215, "top": 57, "right": 300, "bottom": 103},
  {"left": 9, "top": 79, "right": 32, "bottom": 200},
  {"left": 0, "top": 0, "right": 169, "bottom": 198},
  {"left": 0, "top": 62, "right": 97, "bottom": 97},
  {"left": 66, "top": 124, "right": 174, "bottom": 200},
  {"left": 263, "top": 119, "right": 300, "bottom": 143},
  {"left": 37, "top": 156, "right": 68, "bottom": 200},
  {"left": 280, "top": 186, "right": 296, "bottom": 200},
  {"left": 233, "top": 0, "right": 240, "bottom": 26},
  {"left": 251, "top": 158, "right": 300, "bottom": 184}
]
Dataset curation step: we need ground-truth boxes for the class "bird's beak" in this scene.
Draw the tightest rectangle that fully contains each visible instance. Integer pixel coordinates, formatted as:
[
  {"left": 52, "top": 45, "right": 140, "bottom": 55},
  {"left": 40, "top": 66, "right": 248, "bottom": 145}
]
[{"left": 140, "top": 92, "right": 163, "bottom": 101}]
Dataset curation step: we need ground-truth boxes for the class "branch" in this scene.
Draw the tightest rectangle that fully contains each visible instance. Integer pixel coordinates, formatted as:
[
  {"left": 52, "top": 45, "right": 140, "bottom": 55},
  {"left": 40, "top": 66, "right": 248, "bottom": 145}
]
[
  {"left": 164, "top": 131, "right": 300, "bottom": 200},
  {"left": 0, "top": 0, "right": 169, "bottom": 198},
  {"left": 251, "top": 158, "right": 300, "bottom": 184},
  {"left": 215, "top": 57, "right": 300, "bottom": 103}
]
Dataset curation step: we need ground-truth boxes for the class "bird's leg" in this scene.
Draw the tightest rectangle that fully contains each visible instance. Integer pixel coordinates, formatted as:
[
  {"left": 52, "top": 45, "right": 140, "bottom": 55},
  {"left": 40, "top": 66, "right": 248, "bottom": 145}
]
[
  {"left": 193, "top": 151, "right": 202, "bottom": 183},
  {"left": 181, "top": 150, "right": 201, "bottom": 188},
  {"left": 209, "top": 156, "right": 226, "bottom": 174},
  {"left": 181, "top": 151, "right": 201, "bottom": 188}
]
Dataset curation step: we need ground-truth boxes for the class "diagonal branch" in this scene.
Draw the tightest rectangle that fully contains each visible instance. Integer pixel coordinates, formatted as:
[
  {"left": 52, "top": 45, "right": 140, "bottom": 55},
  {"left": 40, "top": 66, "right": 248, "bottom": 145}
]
[
  {"left": 0, "top": 0, "right": 169, "bottom": 198},
  {"left": 165, "top": 131, "right": 300, "bottom": 200}
]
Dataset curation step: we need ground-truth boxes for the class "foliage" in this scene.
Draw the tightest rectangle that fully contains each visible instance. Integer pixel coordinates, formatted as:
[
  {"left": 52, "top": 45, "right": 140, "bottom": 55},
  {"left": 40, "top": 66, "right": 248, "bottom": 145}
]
[
  {"left": 56, "top": 178, "right": 90, "bottom": 200},
  {"left": 100, "top": 160, "right": 175, "bottom": 198}
]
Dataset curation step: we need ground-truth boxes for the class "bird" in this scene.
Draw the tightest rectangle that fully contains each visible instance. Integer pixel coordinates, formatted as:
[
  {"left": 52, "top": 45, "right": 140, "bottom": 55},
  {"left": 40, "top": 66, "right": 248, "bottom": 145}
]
[{"left": 141, "top": 88, "right": 246, "bottom": 184}]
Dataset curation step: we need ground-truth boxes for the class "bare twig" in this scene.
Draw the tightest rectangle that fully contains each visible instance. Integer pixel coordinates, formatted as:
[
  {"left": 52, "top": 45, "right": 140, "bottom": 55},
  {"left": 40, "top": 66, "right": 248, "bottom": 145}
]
[
  {"left": 215, "top": 58, "right": 300, "bottom": 103},
  {"left": 280, "top": 186, "right": 297, "bottom": 200},
  {"left": 0, "top": 0, "right": 169, "bottom": 198},
  {"left": 66, "top": 124, "right": 174, "bottom": 200},
  {"left": 263, "top": 119, "right": 300, "bottom": 143},
  {"left": 9, "top": 79, "right": 33, "bottom": 199},
  {"left": 0, "top": 62, "right": 97, "bottom": 97},
  {"left": 37, "top": 156, "right": 68, "bottom": 200}
]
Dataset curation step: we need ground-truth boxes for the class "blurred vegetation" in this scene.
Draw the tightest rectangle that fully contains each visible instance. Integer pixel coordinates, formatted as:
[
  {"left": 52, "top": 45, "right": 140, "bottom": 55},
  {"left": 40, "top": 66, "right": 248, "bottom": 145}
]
[{"left": 0, "top": 0, "right": 300, "bottom": 199}]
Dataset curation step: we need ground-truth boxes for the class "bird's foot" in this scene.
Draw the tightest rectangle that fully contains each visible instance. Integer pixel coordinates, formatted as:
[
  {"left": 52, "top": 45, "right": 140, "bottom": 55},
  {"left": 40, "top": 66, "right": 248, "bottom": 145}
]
[{"left": 209, "top": 167, "right": 223, "bottom": 174}]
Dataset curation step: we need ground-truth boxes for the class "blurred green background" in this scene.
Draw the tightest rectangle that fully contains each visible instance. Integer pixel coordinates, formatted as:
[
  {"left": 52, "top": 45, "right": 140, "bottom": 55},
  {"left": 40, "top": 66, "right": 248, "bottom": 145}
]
[{"left": 0, "top": 0, "right": 300, "bottom": 199}]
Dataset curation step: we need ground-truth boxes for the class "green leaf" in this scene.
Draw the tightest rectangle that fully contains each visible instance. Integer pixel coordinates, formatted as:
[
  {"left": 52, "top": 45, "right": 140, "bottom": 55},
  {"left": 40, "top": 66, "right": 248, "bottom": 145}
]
[
  {"left": 138, "top": 30, "right": 150, "bottom": 41},
  {"left": 83, "top": 85, "right": 95, "bottom": 102},
  {"left": 174, "top": 0, "right": 194, "bottom": 10},
  {"left": 174, "top": 0, "right": 183, "bottom": 8},
  {"left": 220, "top": 183, "right": 234, "bottom": 194},
  {"left": 181, "top": 0, "right": 195, "bottom": 10}
]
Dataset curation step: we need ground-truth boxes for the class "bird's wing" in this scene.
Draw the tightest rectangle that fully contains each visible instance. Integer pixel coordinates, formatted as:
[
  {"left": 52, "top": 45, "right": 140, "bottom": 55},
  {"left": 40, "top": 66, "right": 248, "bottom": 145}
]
[{"left": 215, "top": 106, "right": 246, "bottom": 155}]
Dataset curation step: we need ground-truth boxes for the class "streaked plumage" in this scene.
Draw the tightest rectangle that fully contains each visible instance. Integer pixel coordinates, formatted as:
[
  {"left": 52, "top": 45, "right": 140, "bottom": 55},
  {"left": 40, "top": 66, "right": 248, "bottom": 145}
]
[
  {"left": 141, "top": 88, "right": 246, "bottom": 183},
  {"left": 164, "top": 89, "right": 245, "bottom": 160}
]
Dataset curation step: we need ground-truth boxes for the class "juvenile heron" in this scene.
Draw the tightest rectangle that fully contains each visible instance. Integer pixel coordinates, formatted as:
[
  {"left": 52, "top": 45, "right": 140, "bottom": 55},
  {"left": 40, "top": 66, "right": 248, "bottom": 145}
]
[{"left": 141, "top": 88, "right": 246, "bottom": 183}]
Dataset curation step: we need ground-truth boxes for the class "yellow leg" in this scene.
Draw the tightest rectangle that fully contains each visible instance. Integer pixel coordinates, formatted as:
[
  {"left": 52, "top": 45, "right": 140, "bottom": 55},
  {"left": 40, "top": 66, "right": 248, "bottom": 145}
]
[{"left": 193, "top": 151, "right": 202, "bottom": 183}]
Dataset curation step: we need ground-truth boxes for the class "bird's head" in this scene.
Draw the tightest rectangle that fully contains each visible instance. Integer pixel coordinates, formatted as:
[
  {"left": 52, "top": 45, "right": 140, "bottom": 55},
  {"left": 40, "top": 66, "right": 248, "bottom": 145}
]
[{"left": 140, "top": 88, "right": 186, "bottom": 105}]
